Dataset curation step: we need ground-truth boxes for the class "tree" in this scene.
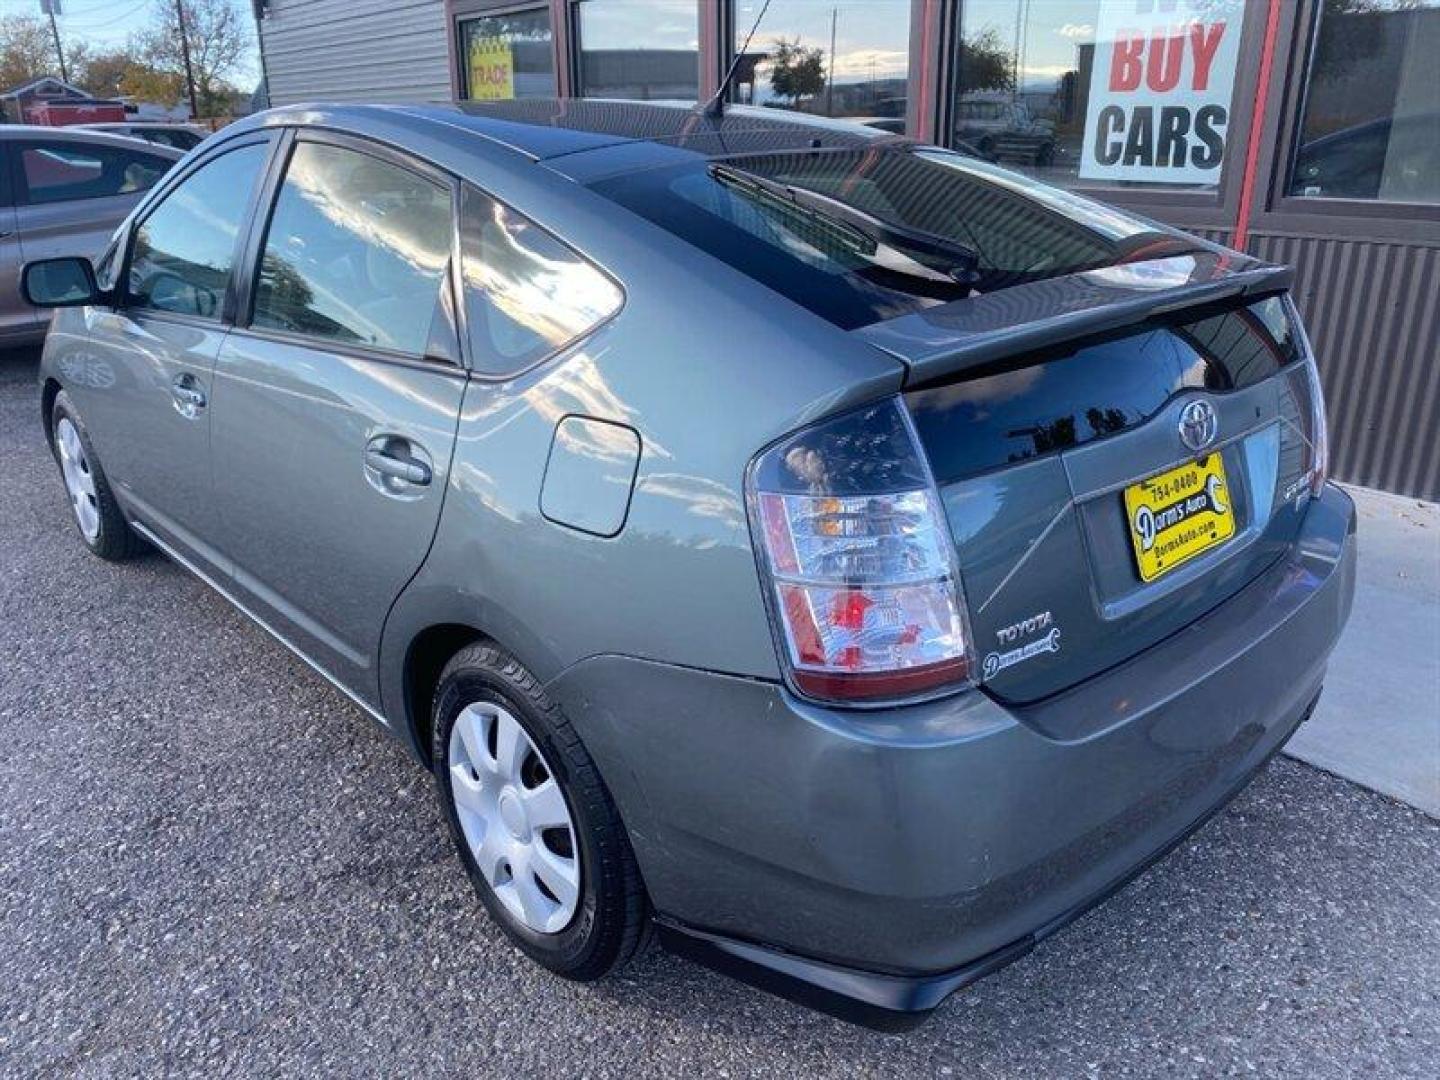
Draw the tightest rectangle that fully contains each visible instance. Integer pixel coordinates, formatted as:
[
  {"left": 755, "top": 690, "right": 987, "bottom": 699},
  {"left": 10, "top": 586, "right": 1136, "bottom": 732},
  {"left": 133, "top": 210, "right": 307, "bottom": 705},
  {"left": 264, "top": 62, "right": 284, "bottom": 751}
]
[
  {"left": 0, "top": 13, "right": 87, "bottom": 92},
  {"left": 77, "top": 48, "right": 133, "bottom": 99},
  {"left": 768, "top": 37, "right": 825, "bottom": 107},
  {"left": 957, "top": 28, "right": 1014, "bottom": 94},
  {"left": 135, "top": 0, "right": 251, "bottom": 117}
]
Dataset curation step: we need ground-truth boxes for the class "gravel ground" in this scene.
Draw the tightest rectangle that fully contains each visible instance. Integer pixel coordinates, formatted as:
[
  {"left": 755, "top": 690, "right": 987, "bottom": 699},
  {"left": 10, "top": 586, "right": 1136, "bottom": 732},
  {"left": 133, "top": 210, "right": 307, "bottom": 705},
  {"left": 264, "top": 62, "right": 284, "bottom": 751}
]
[{"left": 1, "top": 347, "right": 1437, "bottom": 1078}]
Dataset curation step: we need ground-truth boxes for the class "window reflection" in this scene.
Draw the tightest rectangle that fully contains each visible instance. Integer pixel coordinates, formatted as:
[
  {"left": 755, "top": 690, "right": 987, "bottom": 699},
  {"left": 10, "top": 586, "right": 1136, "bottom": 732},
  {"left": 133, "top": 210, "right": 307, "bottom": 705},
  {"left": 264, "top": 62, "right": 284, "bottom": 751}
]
[
  {"left": 252, "top": 142, "right": 452, "bottom": 355},
  {"left": 908, "top": 299, "right": 1301, "bottom": 483},
  {"left": 129, "top": 144, "right": 267, "bottom": 319},
  {"left": 733, "top": 0, "right": 912, "bottom": 132},
  {"left": 576, "top": 0, "right": 700, "bottom": 100},
  {"left": 460, "top": 184, "right": 623, "bottom": 376},
  {"left": 1289, "top": 0, "right": 1440, "bottom": 203}
]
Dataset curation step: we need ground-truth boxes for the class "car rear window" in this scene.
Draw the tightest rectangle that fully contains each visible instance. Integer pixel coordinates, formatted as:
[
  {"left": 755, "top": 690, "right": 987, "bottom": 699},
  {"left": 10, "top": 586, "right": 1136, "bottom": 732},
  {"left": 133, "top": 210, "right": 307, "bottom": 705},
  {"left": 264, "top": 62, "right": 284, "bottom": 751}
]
[{"left": 589, "top": 146, "right": 1191, "bottom": 330}]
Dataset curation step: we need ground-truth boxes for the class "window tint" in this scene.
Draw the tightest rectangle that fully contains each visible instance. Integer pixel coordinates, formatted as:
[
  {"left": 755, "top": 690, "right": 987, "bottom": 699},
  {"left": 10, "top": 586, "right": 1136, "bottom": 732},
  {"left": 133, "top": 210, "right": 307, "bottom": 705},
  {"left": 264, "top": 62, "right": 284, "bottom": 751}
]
[
  {"left": 459, "top": 184, "right": 622, "bottom": 375},
  {"left": 252, "top": 142, "right": 453, "bottom": 355},
  {"left": 1288, "top": 0, "right": 1440, "bottom": 203},
  {"left": 18, "top": 141, "right": 170, "bottom": 205},
  {"left": 128, "top": 144, "right": 268, "bottom": 319}
]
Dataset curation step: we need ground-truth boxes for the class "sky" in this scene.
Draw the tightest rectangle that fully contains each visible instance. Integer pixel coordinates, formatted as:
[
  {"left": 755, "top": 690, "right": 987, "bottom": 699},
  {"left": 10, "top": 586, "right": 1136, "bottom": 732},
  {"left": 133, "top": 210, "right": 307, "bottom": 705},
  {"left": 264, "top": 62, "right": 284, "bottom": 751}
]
[{"left": 34, "top": 0, "right": 263, "bottom": 88}]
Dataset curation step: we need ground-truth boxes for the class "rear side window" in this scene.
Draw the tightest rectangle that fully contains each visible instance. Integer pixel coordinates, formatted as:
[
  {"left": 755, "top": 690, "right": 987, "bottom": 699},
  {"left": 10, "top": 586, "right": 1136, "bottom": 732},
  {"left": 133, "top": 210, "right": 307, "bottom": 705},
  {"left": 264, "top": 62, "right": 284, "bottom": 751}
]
[
  {"left": 459, "top": 183, "right": 622, "bottom": 376},
  {"left": 17, "top": 141, "right": 170, "bottom": 205},
  {"left": 252, "top": 141, "right": 453, "bottom": 356},
  {"left": 128, "top": 144, "right": 268, "bottom": 320}
]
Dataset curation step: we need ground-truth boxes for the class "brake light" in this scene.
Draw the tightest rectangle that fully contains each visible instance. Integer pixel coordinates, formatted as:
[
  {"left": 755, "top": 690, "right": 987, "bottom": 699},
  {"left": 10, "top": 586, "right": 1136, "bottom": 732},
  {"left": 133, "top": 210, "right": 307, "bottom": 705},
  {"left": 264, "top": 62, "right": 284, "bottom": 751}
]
[{"left": 746, "top": 399, "right": 974, "bottom": 704}]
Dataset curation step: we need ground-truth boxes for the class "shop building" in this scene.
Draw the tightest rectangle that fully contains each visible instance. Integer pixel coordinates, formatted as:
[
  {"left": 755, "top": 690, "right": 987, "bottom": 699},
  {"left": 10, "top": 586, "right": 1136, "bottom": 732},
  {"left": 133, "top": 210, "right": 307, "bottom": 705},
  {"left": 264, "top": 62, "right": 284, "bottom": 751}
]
[{"left": 255, "top": 0, "right": 1439, "bottom": 500}]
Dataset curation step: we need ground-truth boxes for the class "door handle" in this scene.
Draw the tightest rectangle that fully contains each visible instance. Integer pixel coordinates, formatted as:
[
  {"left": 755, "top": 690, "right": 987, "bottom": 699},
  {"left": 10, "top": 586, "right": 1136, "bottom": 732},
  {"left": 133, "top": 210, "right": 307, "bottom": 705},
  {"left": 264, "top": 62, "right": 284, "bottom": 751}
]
[
  {"left": 364, "top": 439, "right": 432, "bottom": 487},
  {"left": 170, "top": 375, "right": 206, "bottom": 418}
]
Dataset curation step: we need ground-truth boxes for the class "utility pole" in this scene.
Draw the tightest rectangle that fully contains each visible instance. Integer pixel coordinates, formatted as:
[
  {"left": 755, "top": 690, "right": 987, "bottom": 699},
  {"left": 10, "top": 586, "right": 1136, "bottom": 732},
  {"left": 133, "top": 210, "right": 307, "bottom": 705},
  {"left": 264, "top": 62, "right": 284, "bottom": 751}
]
[
  {"left": 173, "top": 0, "right": 201, "bottom": 120},
  {"left": 42, "top": 0, "right": 70, "bottom": 84},
  {"left": 825, "top": 6, "right": 836, "bottom": 117}
]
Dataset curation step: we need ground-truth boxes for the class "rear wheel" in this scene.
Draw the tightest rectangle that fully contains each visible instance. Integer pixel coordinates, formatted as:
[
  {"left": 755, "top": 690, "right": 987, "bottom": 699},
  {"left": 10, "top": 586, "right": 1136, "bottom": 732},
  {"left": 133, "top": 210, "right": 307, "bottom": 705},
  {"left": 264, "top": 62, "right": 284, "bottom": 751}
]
[
  {"left": 51, "top": 392, "right": 145, "bottom": 561},
  {"left": 432, "top": 642, "right": 650, "bottom": 979}
]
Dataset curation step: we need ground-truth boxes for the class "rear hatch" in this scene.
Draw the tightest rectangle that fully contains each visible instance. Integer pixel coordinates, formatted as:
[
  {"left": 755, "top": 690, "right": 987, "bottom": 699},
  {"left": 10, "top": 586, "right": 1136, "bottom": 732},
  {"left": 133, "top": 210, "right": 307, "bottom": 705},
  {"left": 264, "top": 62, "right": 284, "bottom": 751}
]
[
  {"left": 865, "top": 261, "right": 1321, "bottom": 705},
  {"left": 584, "top": 139, "right": 1322, "bottom": 705}
]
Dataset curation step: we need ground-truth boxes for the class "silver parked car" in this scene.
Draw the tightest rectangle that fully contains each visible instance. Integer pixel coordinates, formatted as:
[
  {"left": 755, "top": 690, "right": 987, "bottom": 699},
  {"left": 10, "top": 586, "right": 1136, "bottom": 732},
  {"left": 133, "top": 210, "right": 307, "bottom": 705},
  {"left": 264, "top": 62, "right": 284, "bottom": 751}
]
[
  {"left": 23, "top": 101, "right": 1356, "bottom": 1028},
  {"left": 79, "top": 122, "right": 210, "bottom": 153},
  {"left": 1, "top": 125, "right": 180, "bottom": 345}
]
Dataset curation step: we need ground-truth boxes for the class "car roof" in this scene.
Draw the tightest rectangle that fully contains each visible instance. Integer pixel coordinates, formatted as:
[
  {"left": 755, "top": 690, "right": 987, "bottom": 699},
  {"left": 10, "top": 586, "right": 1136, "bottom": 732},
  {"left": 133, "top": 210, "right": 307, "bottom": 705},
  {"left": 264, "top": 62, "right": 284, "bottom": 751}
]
[
  {"left": 243, "top": 98, "right": 898, "bottom": 164},
  {"left": 0, "top": 123, "right": 186, "bottom": 157},
  {"left": 84, "top": 121, "right": 200, "bottom": 130}
]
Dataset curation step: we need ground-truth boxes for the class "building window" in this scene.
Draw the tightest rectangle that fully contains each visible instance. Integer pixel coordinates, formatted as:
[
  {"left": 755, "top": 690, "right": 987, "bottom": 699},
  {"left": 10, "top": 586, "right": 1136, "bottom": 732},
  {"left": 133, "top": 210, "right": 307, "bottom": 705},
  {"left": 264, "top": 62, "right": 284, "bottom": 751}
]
[
  {"left": 460, "top": 7, "right": 557, "bottom": 101},
  {"left": 574, "top": 0, "right": 700, "bottom": 101},
  {"left": 1288, "top": 0, "right": 1440, "bottom": 204},
  {"left": 952, "top": 0, "right": 1247, "bottom": 190},
  {"left": 732, "top": 0, "right": 913, "bottom": 133}
]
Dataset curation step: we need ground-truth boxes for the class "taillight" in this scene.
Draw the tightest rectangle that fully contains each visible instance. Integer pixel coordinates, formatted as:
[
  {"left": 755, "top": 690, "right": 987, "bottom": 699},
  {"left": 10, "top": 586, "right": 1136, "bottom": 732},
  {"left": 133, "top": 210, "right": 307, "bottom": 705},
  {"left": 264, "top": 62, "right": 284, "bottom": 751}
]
[
  {"left": 1287, "top": 297, "right": 1329, "bottom": 496},
  {"left": 746, "top": 398, "right": 974, "bottom": 705},
  {"left": 1302, "top": 360, "right": 1329, "bottom": 496}
]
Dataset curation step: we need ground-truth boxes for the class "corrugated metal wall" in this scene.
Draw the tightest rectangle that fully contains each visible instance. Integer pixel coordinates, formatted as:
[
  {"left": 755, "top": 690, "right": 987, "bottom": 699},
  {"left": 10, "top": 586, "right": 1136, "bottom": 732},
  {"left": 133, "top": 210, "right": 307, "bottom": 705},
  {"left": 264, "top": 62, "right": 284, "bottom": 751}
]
[
  {"left": 1192, "top": 226, "right": 1437, "bottom": 502},
  {"left": 260, "top": 0, "right": 452, "bottom": 106},
  {"left": 1248, "top": 234, "right": 1439, "bottom": 502}
]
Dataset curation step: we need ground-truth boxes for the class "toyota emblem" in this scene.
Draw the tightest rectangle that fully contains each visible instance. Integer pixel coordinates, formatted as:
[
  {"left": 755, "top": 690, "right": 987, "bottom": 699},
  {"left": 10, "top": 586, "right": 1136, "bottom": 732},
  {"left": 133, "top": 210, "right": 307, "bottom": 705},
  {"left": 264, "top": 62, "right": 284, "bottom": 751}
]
[{"left": 1178, "top": 399, "right": 1219, "bottom": 453}]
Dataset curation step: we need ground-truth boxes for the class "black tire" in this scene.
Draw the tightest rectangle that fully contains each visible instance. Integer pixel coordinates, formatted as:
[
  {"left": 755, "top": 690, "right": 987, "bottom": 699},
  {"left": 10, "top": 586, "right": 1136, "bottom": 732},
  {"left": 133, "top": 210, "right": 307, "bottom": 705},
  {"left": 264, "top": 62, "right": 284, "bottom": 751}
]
[
  {"left": 432, "top": 642, "right": 650, "bottom": 980},
  {"left": 50, "top": 391, "right": 146, "bottom": 561}
]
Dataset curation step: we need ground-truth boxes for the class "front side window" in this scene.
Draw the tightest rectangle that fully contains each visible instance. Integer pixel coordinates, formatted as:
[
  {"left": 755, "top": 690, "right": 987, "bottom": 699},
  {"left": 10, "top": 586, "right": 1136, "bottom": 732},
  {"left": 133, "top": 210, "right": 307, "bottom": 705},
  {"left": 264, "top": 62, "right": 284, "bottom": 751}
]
[
  {"left": 18, "top": 141, "right": 171, "bottom": 205},
  {"left": 251, "top": 142, "right": 453, "bottom": 356},
  {"left": 575, "top": 0, "right": 699, "bottom": 101},
  {"left": 459, "top": 7, "right": 556, "bottom": 100},
  {"left": 1288, "top": 0, "right": 1440, "bottom": 204},
  {"left": 460, "top": 184, "right": 622, "bottom": 375},
  {"left": 733, "top": 0, "right": 913, "bottom": 134},
  {"left": 128, "top": 144, "right": 269, "bottom": 319},
  {"left": 952, "top": 0, "right": 1246, "bottom": 190}
]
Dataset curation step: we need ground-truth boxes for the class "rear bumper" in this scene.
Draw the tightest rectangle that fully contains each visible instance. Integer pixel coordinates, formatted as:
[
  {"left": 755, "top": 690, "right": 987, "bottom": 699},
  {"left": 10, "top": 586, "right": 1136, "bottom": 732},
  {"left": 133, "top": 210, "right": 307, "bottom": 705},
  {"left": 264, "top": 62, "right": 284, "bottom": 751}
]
[{"left": 546, "top": 483, "right": 1357, "bottom": 1025}]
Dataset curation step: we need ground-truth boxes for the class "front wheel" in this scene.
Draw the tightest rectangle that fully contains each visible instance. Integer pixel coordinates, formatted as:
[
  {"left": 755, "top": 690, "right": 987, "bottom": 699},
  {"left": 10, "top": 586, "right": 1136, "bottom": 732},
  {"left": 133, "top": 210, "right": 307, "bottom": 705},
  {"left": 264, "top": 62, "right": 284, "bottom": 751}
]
[
  {"left": 432, "top": 642, "right": 650, "bottom": 980},
  {"left": 50, "top": 391, "right": 145, "bottom": 561}
]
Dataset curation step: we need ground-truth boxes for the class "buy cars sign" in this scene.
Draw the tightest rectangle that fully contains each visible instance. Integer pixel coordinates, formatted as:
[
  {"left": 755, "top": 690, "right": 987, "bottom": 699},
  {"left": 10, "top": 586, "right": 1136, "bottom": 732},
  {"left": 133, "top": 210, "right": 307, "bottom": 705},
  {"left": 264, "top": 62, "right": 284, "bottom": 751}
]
[{"left": 1080, "top": 0, "right": 1243, "bottom": 185}]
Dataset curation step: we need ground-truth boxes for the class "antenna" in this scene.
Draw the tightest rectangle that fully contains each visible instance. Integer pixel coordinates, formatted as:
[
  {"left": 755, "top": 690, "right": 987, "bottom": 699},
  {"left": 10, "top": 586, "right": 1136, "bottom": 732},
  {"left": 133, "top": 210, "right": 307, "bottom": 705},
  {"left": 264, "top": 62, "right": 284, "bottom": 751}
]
[{"left": 703, "top": 0, "right": 774, "bottom": 119}]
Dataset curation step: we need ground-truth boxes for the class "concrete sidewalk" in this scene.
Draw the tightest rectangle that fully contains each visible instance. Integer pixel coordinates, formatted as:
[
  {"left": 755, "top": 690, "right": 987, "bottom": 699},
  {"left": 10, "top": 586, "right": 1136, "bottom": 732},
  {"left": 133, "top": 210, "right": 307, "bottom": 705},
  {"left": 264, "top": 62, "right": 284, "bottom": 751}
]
[{"left": 1284, "top": 485, "right": 1440, "bottom": 817}]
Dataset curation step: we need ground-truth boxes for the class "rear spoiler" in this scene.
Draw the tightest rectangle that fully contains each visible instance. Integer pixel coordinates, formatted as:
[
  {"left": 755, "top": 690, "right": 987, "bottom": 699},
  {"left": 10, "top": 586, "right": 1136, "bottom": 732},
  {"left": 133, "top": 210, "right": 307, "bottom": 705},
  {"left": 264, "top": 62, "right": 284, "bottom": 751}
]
[{"left": 856, "top": 255, "right": 1294, "bottom": 389}]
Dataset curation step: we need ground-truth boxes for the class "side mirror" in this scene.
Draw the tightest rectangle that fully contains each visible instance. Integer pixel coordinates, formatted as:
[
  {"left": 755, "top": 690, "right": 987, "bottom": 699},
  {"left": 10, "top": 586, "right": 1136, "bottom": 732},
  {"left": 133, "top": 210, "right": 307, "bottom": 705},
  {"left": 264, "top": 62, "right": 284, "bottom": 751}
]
[{"left": 22, "top": 257, "right": 104, "bottom": 308}]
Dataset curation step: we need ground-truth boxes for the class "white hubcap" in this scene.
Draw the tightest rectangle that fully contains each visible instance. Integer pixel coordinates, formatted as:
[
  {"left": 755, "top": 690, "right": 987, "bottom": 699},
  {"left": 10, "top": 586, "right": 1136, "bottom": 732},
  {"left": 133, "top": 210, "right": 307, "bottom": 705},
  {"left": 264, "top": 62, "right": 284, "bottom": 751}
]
[
  {"left": 448, "top": 702, "right": 581, "bottom": 934},
  {"left": 56, "top": 418, "right": 100, "bottom": 541}
]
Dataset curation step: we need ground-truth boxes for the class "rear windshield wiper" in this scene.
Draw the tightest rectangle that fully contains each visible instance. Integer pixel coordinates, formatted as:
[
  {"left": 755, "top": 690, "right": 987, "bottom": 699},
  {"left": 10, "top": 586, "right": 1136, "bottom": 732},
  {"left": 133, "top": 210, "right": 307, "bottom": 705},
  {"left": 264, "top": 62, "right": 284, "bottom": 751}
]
[{"left": 708, "top": 163, "right": 982, "bottom": 284}]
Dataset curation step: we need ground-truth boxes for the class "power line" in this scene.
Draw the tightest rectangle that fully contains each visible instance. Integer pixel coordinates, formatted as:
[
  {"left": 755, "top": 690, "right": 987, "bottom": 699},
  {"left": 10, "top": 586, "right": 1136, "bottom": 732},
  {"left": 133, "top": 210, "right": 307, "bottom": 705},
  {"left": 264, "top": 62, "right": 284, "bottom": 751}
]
[{"left": 59, "top": 1, "right": 152, "bottom": 31}]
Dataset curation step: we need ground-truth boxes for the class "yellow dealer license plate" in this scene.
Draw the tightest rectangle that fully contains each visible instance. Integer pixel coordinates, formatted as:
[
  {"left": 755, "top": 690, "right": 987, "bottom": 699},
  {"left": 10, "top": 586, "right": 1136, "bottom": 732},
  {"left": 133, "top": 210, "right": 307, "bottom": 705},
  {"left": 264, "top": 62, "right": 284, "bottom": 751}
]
[{"left": 1123, "top": 454, "right": 1236, "bottom": 583}]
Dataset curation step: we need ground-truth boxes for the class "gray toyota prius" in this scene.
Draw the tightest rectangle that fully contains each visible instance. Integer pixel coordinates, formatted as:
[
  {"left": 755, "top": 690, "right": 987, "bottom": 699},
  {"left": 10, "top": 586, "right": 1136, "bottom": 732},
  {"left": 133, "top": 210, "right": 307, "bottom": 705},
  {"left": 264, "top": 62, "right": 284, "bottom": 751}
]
[{"left": 23, "top": 100, "right": 1356, "bottom": 1028}]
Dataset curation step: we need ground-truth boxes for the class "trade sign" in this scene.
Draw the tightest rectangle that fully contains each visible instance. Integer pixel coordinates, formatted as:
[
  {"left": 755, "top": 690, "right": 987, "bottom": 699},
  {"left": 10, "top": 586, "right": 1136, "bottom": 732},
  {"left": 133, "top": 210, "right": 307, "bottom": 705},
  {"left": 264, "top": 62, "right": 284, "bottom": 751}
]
[{"left": 468, "top": 36, "right": 515, "bottom": 101}]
